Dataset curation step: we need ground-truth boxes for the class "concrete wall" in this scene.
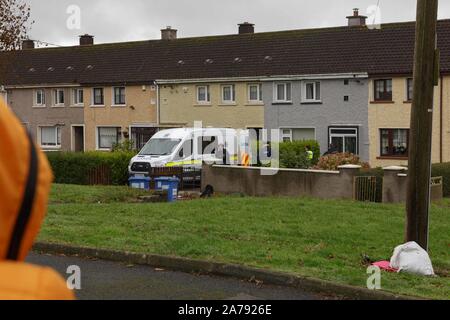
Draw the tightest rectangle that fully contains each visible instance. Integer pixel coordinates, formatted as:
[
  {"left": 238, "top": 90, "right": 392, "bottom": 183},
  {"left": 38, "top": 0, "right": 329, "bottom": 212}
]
[
  {"left": 6, "top": 87, "right": 84, "bottom": 151},
  {"left": 263, "top": 78, "right": 370, "bottom": 162},
  {"left": 368, "top": 77, "right": 442, "bottom": 167},
  {"left": 84, "top": 85, "right": 158, "bottom": 151},
  {"left": 202, "top": 164, "right": 361, "bottom": 200},
  {"left": 159, "top": 82, "right": 264, "bottom": 129}
]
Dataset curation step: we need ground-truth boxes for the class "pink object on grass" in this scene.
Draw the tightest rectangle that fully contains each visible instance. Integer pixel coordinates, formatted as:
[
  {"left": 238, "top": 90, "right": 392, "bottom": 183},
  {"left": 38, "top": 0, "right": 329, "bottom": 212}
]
[{"left": 372, "top": 261, "right": 398, "bottom": 272}]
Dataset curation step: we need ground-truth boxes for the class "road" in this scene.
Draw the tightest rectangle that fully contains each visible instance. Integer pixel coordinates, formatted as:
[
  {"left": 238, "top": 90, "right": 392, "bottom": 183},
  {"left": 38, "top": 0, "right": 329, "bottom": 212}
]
[{"left": 27, "top": 252, "right": 334, "bottom": 300}]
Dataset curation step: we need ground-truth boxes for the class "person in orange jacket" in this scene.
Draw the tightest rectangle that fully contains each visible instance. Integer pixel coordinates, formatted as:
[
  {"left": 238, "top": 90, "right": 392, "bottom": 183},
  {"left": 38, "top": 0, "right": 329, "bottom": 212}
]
[{"left": 0, "top": 98, "right": 74, "bottom": 300}]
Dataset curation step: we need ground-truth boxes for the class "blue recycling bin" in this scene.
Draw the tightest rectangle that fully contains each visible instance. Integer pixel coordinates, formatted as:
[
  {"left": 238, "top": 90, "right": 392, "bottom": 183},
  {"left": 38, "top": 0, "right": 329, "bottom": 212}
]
[
  {"left": 154, "top": 177, "right": 180, "bottom": 202},
  {"left": 128, "top": 176, "right": 151, "bottom": 190}
]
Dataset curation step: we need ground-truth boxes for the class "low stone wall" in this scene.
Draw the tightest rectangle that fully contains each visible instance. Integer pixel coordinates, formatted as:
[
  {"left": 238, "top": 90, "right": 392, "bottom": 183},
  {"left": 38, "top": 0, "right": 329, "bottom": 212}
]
[
  {"left": 201, "top": 164, "right": 361, "bottom": 200},
  {"left": 382, "top": 166, "right": 443, "bottom": 203}
]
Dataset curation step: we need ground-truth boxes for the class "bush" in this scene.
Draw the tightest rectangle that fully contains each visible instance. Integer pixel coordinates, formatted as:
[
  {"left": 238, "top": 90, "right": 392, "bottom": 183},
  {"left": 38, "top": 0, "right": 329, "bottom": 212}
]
[
  {"left": 314, "top": 153, "right": 370, "bottom": 171},
  {"left": 112, "top": 139, "right": 137, "bottom": 153},
  {"left": 279, "top": 140, "right": 320, "bottom": 169},
  {"left": 432, "top": 162, "right": 450, "bottom": 197},
  {"left": 45, "top": 151, "right": 135, "bottom": 186}
]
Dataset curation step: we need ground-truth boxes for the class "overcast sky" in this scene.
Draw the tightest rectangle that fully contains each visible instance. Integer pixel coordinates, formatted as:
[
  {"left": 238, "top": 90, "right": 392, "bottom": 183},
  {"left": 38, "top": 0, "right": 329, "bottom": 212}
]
[{"left": 27, "top": 0, "right": 450, "bottom": 47}]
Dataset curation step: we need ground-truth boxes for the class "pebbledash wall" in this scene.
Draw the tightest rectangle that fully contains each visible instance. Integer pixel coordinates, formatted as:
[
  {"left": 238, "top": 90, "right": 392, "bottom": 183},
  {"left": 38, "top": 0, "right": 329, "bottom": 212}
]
[{"left": 263, "top": 75, "right": 370, "bottom": 162}]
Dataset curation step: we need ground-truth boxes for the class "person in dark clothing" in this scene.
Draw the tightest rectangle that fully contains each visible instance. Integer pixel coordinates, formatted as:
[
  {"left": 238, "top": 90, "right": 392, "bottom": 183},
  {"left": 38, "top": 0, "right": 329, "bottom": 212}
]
[
  {"left": 217, "top": 144, "right": 230, "bottom": 165},
  {"left": 323, "top": 143, "right": 339, "bottom": 156}
]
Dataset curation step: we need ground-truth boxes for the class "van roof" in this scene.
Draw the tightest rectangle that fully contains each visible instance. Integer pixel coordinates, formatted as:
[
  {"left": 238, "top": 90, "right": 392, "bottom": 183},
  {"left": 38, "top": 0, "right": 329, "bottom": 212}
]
[{"left": 152, "top": 127, "right": 238, "bottom": 140}]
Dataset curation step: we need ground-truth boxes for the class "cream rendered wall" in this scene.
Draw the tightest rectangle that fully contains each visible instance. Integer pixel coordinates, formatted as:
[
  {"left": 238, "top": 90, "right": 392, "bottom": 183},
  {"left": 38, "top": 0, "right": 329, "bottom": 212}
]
[
  {"left": 368, "top": 77, "right": 442, "bottom": 168},
  {"left": 84, "top": 85, "right": 157, "bottom": 151},
  {"left": 159, "top": 82, "right": 264, "bottom": 129}
]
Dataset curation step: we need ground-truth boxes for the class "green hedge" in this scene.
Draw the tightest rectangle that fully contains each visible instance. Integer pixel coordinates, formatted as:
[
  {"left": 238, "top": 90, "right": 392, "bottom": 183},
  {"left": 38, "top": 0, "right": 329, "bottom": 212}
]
[
  {"left": 279, "top": 140, "right": 321, "bottom": 169},
  {"left": 432, "top": 162, "right": 450, "bottom": 197},
  {"left": 45, "top": 152, "right": 134, "bottom": 186}
]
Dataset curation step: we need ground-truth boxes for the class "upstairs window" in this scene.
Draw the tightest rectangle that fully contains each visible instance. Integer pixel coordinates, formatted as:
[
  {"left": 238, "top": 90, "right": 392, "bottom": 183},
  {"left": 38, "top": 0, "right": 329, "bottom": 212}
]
[
  {"left": 221, "top": 84, "right": 235, "bottom": 104},
  {"left": 35, "top": 89, "right": 45, "bottom": 106},
  {"left": 53, "top": 89, "right": 65, "bottom": 106},
  {"left": 303, "top": 81, "right": 321, "bottom": 102},
  {"left": 248, "top": 84, "right": 262, "bottom": 103},
  {"left": 380, "top": 129, "right": 409, "bottom": 157},
  {"left": 72, "top": 88, "right": 84, "bottom": 106},
  {"left": 196, "top": 85, "right": 210, "bottom": 104},
  {"left": 113, "top": 87, "right": 126, "bottom": 105},
  {"left": 92, "top": 88, "right": 104, "bottom": 106},
  {"left": 406, "top": 78, "right": 413, "bottom": 101},
  {"left": 274, "top": 83, "right": 292, "bottom": 103},
  {"left": 374, "top": 79, "right": 392, "bottom": 101}
]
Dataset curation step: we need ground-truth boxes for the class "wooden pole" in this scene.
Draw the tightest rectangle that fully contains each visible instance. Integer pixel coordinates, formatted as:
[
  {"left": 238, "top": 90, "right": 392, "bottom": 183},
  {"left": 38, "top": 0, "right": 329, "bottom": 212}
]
[{"left": 406, "top": 0, "right": 439, "bottom": 251}]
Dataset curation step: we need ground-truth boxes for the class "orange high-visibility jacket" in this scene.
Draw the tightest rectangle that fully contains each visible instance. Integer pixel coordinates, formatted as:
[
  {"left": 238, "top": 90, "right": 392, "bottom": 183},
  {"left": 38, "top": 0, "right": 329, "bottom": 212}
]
[{"left": 0, "top": 99, "right": 74, "bottom": 300}]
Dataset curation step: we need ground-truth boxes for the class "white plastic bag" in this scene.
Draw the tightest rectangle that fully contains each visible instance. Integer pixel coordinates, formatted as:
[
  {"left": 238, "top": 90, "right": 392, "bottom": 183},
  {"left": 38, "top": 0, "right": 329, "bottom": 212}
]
[{"left": 390, "top": 241, "right": 435, "bottom": 276}]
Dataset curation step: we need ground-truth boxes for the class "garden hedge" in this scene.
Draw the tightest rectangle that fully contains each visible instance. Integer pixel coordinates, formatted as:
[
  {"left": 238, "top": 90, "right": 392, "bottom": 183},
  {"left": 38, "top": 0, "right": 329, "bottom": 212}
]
[
  {"left": 431, "top": 162, "right": 450, "bottom": 197},
  {"left": 45, "top": 151, "right": 134, "bottom": 186},
  {"left": 279, "top": 140, "right": 321, "bottom": 168}
]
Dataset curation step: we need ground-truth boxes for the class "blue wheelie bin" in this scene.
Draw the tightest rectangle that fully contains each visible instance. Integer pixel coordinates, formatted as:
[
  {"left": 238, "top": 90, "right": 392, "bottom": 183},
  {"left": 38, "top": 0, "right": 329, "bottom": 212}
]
[
  {"left": 128, "top": 176, "right": 151, "bottom": 190},
  {"left": 154, "top": 177, "right": 180, "bottom": 202}
]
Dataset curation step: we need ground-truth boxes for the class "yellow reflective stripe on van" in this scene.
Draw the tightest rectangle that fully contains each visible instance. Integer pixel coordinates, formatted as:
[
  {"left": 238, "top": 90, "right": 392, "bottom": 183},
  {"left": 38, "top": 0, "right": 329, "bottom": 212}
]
[{"left": 165, "top": 160, "right": 202, "bottom": 167}]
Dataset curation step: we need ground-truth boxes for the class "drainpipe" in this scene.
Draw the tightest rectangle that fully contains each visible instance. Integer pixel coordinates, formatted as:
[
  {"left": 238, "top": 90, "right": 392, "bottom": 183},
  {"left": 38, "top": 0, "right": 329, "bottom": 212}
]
[
  {"left": 156, "top": 81, "right": 160, "bottom": 127},
  {"left": 440, "top": 75, "right": 443, "bottom": 163}
]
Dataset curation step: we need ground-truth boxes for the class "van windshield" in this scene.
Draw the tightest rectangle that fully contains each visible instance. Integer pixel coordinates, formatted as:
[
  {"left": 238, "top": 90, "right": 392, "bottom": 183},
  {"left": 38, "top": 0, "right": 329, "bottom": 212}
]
[{"left": 139, "top": 138, "right": 181, "bottom": 156}]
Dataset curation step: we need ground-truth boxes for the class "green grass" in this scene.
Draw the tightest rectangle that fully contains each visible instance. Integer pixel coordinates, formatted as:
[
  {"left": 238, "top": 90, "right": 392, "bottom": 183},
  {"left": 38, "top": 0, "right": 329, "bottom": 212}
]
[{"left": 40, "top": 184, "right": 450, "bottom": 299}]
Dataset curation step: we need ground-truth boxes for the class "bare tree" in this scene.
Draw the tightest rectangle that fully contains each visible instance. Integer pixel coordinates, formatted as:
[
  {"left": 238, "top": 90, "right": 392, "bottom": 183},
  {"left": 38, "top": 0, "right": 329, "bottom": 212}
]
[{"left": 0, "top": 0, "right": 33, "bottom": 51}]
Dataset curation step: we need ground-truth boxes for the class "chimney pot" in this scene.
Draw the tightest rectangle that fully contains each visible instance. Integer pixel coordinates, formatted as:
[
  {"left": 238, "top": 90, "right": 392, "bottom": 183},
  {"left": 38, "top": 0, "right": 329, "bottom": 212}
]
[
  {"left": 22, "top": 39, "right": 35, "bottom": 50},
  {"left": 79, "top": 34, "right": 94, "bottom": 46},
  {"left": 161, "top": 26, "right": 177, "bottom": 40},
  {"left": 347, "top": 8, "right": 367, "bottom": 27},
  {"left": 238, "top": 22, "right": 255, "bottom": 34}
]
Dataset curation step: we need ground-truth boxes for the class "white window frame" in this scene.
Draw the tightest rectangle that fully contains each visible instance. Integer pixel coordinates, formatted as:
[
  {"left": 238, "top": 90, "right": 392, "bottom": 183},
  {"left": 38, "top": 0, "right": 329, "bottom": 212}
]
[
  {"left": 329, "top": 127, "right": 359, "bottom": 155},
  {"left": 52, "top": 89, "right": 65, "bottom": 107},
  {"left": 38, "top": 126, "right": 61, "bottom": 149},
  {"left": 72, "top": 88, "right": 84, "bottom": 106},
  {"left": 302, "top": 81, "right": 321, "bottom": 103},
  {"left": 221, "top": 84, "right": 236, "bottom": 104},
  {"left": 112, "top": 86, "right": 126, "bottom": 106},
  {"left": 96, "top": 126, "right": 121, "bottom": 151},
  {"left": 196, "top": 85, "right": 210, "bottom": 104},
  {"left": 273, "top": 82, "right": 292, "bottom": 103},
  {"left": 248, "top": 83, "right": 263, "bottom": 103},
  {"left": 280, "top": 129, "right": 293, "bottom": 142},
  {"left": 406, "top": 78, "right": 413, "bottom": 102},
  {"left": 91, "top": 87, "right": 105, "bottom": 106},
  {"left": 33, "top": 89, "right": 45, "bottom": 107}
]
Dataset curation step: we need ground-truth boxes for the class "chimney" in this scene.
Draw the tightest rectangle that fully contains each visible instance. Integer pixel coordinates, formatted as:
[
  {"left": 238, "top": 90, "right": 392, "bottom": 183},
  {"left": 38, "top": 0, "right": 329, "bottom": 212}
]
[
  {"left": 79, "top": 34, "right": 94, "bottom": 46},
  {"left": 238, "top": 22, "right": 255, "bottom": 34},
  {"left": 22, "top": 39, "right": 35, "bottom": 50},
  {"left": 161, "top": 26, "right": 177, "bottom": 40},
  {"left": 347, "top": 8, "right": 367, "bottom": 27}
]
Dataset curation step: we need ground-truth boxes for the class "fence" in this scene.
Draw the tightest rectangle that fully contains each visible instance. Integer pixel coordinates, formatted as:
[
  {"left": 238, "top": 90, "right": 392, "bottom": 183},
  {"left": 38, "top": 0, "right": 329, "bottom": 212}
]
[
  {"left": 353, "top": 176, "right": 378, "bottom": 202},
  {"left": 88, "top": 165, "right": 111, "bottom": 185}
]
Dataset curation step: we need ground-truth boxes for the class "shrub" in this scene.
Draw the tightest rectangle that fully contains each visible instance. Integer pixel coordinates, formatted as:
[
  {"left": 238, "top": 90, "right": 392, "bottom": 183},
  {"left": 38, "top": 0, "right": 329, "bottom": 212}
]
[
  {"left": 314, "top": 153, "right": 370, "bottom": 171},
  {"left": 278, "top": 140, "right": 320, "bottom": 169},
  {"left": 45, "top": 151, "right": 135, "bottom": 186},
  {"left": 432, "top": 162, "right": 450, "bottom": 197},
  {"left": 112, "top": 139, "right": 137, "bottom": 153}
]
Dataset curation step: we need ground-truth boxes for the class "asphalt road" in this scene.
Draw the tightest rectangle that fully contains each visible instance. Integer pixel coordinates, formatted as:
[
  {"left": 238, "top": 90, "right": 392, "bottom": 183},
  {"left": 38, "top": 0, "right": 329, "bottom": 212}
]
[{"left": 27, "top": 252, "right": 334, "bottom": 300}]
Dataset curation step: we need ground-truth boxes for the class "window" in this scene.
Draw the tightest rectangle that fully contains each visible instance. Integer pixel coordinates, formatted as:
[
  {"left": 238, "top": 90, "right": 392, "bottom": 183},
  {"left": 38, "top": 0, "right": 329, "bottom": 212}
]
[
  {"left": 329, "top": 127, "right": 358, "bottom": 154},
  {"left": 280, "top": 128, "right": 315, "bottom": 142},
  {"left": 92, "top": 88, "right": 104, "bottom": 106},
  {"left": 34, "top": 89, "right": 45, "bottom": 106},
  {"left": 281, "top": 129, "right": 292, "bottom": 142},
  {"left": 374, "top": 79, "right": 392, "bottom": 101},
  {"left": 406, "top": 78, "right": 413, "bottom": 101},
  {"left": 196, "top": 85, "right": 210, "bottom": 104},
  {"left": 72, "top": 88, "right": 84, "bottom": 106},
  {"left": 53, "top": 89, "right": 65, "bottom": 106},
  {"left": 221, "top": 85, "right": 235, "bottom": 104},
  {"left": 97, "top": 127, "right": 121, "bottom": 150},
  {"left": 274, "top": 83, "right": 292, "bottom": 103},
  {"left": 303, "top": 81, "right": 321, "bottom": 102},
  {"left": 40, "top": 126, "right": 61, "bottom": 148},
  {"left": 380, "top": 129, "right": 409, "bottom": 157},
  {"left": 113, "top": 87, "right": 126, "bottom": 105},
  {"left": 248, "top": 84, "right": 263, "bottom": 103}
]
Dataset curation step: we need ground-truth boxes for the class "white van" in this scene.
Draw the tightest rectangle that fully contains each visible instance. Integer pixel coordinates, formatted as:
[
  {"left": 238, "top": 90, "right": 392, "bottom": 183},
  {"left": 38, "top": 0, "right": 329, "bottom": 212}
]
[{"left": 128, "top": 128, "right": 248, "bottom": 176}]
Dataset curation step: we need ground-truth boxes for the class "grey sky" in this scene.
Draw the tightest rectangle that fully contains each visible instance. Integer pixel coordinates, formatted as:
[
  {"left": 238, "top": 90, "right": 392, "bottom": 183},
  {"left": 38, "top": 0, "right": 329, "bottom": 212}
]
[{"left": 27, "top": 0, "right": 450, "bottom": 47}]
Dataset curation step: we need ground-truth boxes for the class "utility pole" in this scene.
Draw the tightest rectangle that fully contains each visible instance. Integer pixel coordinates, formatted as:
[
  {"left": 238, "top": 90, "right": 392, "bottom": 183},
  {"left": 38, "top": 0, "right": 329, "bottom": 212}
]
[{"left": 406, "top": 0, "right": 439, "bottom": 251}]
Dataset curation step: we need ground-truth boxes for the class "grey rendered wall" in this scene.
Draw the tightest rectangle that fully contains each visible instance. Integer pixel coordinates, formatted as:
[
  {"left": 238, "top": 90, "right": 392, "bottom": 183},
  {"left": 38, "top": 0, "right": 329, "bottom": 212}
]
[
  {"left": 7, "top": 88, "right": 84, "bottom": 151},
  {"left": 263, "top": 79, "right": 369, "bottom": 162}
]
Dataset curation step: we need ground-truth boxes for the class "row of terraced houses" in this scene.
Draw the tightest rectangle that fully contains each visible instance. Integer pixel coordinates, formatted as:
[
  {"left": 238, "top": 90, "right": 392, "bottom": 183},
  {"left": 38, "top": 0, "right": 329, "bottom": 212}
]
[{"left": 1, "top": 9, "right": 450, "bottom": 167}]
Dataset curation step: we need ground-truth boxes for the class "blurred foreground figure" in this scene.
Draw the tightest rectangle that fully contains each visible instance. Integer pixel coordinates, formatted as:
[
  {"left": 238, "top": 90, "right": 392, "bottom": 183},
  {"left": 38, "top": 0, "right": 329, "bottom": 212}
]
[{"left": 0, "top": 99, "right": 74, "bottom": 300}]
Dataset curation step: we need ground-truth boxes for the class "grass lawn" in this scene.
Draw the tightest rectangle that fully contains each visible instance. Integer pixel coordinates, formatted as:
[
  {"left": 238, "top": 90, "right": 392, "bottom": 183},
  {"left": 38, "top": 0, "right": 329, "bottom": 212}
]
[{"left": 41, "top": 184, "right": 449, "bottom": 299}]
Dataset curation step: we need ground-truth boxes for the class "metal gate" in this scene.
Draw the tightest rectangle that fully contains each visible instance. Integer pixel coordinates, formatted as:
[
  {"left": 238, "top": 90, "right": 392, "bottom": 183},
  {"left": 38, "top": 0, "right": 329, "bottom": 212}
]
[{"left": 353, "top": 176, "right": 378, "bottom": 202}]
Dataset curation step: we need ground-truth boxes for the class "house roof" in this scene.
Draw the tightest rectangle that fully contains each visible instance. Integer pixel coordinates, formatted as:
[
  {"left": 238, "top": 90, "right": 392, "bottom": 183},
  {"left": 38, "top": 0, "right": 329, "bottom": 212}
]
[{"left": 1, "top": 19, "right": 450, "bottom": 86}]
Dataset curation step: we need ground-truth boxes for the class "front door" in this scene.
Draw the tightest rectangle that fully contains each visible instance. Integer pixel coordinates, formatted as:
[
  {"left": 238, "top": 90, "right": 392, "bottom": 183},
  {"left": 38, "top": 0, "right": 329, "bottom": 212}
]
[{"left": 73, "top": 126, "right": 85, "bottom": 152}]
